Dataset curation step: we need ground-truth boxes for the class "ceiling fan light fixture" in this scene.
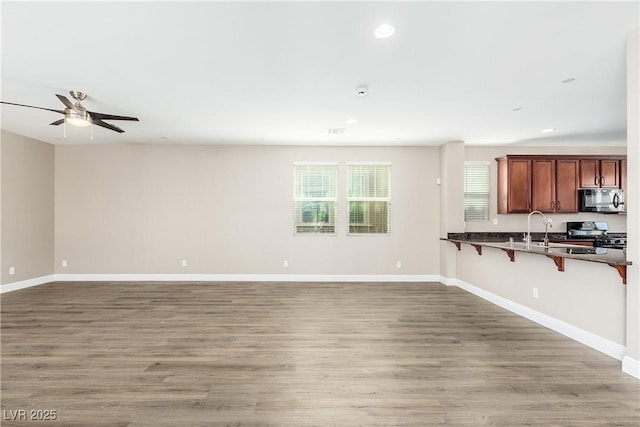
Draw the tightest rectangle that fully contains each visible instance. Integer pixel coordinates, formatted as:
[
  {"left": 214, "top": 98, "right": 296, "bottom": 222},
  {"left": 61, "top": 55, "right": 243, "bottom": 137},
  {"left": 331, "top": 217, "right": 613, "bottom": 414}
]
[{"left": 65, "top": 110, "right": 92, "bottom": 127}]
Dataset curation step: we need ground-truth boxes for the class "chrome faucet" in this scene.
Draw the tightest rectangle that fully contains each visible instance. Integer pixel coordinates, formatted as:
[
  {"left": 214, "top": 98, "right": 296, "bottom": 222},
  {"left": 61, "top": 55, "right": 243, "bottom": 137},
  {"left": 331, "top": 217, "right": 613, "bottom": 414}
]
[{"left": 526, "top": 210, "right": 552, "bottom": 248}]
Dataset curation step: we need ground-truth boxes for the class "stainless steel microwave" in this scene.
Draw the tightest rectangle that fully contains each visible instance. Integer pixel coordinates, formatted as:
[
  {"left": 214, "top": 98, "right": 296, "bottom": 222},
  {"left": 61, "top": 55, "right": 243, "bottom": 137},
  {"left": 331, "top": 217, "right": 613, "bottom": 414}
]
[{"left": 578, "top": 189, "right": 624, "bottom": 213}]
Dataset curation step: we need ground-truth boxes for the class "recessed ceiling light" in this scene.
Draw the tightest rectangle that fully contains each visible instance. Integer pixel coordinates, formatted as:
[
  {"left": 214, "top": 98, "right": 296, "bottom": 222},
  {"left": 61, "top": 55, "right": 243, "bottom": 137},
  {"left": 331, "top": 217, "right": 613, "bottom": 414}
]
[
  {"left": 541, "top": 128, "right": 555, "bottom": 133},
  {"left": 562, "top": 78, "right": 575, "bottom": 84},
  {"left": 345, "top": 118, "right": 358, "bottom": 125},
  {"left": 374, "top": 24, "right": 395, "bottom": 39}
]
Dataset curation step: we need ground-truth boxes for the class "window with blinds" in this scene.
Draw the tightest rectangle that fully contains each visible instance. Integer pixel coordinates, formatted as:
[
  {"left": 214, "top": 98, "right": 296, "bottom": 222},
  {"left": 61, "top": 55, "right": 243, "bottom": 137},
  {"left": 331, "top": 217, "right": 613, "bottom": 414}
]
[
  {"left": 347, "top": 163, "right": 391, "bottom": 234},
  {"left": 293, "top": 163, "right": 338, "bottom": 234},
  {"left": 464, "top": 162, "right": 490, "bottom": 221}
]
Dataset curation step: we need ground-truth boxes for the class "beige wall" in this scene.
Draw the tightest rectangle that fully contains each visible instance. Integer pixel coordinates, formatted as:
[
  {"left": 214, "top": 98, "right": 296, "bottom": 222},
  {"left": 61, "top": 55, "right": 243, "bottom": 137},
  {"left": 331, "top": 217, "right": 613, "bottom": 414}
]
[
  {"left": 1, "top": 131, "right": 55, "bottom": 285},
  {"left": 54, "top": 144, "right": 440, "bottom": 276},
  {"left": 455, "top": 245, "right": 626, "bottom": 344},
  {"left": 464, "top": 145, "right": 628, "bottom": 233}
]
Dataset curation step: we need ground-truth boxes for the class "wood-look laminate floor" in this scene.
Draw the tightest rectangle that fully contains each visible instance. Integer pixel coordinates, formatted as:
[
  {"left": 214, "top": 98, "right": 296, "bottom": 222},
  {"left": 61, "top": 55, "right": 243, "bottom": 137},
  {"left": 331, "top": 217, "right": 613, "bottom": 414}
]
[{"left": 1, "top": 282, "right": 638, "bottom": 427}]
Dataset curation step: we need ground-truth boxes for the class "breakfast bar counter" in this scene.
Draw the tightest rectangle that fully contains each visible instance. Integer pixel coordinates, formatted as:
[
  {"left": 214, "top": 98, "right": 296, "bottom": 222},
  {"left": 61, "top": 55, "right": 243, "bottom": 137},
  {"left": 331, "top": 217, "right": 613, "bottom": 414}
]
[{"left": 442, "top": 234, "right": 631, "bottom": 284}]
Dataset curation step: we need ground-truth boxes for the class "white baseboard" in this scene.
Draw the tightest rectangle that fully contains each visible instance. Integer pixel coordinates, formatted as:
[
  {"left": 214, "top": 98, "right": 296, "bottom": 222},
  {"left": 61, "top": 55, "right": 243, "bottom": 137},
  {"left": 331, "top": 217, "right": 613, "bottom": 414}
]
[
  {"left": 2, "top": 273, "right": 441, "bottom": 293},
  {"left": 622, "top": 356, "right": 640, "bottom": 379},
  {"left": 447, "top": 276, "right": 626, "bottom": 362},
  {"left": 53, "top": 273, "right": 440, "bottom": 283},
  {"left": 0, "top": 274, "right": 56, "bottom": 294},
  {"left": 438, "top": 275, "right": 458, "bottom": 286}
]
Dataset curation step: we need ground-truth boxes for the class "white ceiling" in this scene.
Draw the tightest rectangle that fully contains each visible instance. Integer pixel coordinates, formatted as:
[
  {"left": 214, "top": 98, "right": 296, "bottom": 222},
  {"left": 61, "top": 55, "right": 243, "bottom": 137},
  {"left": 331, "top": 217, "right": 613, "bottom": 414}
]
[{"left": 1, "top": 1, "right": 638, "bottom": 146}]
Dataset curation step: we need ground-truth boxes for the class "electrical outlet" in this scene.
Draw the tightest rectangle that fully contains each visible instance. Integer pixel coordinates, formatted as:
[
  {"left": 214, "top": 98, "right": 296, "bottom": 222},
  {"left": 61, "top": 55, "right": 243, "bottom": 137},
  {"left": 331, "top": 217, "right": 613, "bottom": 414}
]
[
  {"left": 9, "top": 266, "right": 15, "bottom": 275},
  {"left": 181, "top": 259, "right": 187, "bottom": 267},
  {"left": 396, "top": 261, "right": 402, "bottom": 268},
  {"left": 533, "top": 288, "right": 539, "bottom": 299},
  {"left": 283, "top": 260, "right": 289, "bottom": 268},
  {"left": 62, "top": 260, "right": 68, "bottom": 267},
  {"left": 493, "top": 218, "right": 499, "bottom": 225}
]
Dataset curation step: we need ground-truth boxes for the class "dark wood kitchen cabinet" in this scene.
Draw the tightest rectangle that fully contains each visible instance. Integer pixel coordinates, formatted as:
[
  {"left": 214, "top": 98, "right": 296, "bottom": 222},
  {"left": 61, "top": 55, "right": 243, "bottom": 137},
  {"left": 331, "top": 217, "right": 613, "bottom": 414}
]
[
  {"left": 498, "top": 155, "right": 625, "bottom": 214},
  {"left": 579, "top": 159, "right": 619, "bottom": 188},
  {"left": 497, "top": 156, "right": 531, "bottom": 213},
  {"left": 555, "top": 159, "right": 580, "bottom": 212},
  {"left": 497, "top": 155, "right": 587, "bottom": 214},
  {"left": 531, "top": 159, "right": 579, "bottom": 213},
  {"left": 531, "top": 159, "right": 555, "bottom": 213}
]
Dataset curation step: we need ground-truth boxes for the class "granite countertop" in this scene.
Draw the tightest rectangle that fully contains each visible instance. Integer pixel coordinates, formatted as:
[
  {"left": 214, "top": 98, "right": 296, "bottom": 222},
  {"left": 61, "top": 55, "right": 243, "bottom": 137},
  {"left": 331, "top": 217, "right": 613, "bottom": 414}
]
[{"left": 446, "top": 231, "right": 627, "bottom": 243}]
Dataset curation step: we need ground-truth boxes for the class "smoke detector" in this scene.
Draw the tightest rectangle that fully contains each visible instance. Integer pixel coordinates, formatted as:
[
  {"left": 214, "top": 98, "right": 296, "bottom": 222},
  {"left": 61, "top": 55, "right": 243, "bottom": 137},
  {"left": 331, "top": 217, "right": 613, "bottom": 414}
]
[{"left": 355, "top": 86, "right": 368, "bottom": 97}]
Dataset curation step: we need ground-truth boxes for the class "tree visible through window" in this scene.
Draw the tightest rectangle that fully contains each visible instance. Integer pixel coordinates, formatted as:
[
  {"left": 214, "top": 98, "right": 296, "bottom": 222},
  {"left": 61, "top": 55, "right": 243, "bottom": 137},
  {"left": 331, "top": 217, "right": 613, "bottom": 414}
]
[
  {"left": 294, "top": 163, "right": 337, "bottom": 234},
  {"left": 464, "top": 162, "right": 490, "bottom": 221},
  {"left": 347, "top": 163, "right": 390, "bottom": 234}
]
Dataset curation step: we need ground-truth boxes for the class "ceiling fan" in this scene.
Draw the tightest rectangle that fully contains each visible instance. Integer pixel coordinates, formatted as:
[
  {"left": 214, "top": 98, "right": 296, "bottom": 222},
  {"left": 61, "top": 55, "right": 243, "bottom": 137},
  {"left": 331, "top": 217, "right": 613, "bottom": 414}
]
[{"left": 1, "top": 91, "right": 139, "bottom": 133}]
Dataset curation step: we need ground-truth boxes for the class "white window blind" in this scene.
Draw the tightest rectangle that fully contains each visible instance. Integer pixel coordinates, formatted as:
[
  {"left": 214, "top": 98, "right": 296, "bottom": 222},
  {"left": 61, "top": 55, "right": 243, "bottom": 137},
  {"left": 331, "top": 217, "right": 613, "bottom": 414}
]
[
  {"left": 347, "top": 163, "right": 391, "bottom": 234},
  {"left": 464, "top": 162, "right": 490, "bottom": 221},
  {"left": 293, "top": 163, "right": 338, "bottom": 234}
]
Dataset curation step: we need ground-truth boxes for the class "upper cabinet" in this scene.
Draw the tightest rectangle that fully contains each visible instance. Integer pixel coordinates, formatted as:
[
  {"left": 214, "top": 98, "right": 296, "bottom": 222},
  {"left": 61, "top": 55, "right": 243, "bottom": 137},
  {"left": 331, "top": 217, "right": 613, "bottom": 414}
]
[
  {"left": 555, "top": 160, "right": 580, "bottom": 213},
  {"left": 531, "top": 159, "right": 580, "bottom": 213},
  {"left": 579, "top": 159, "right": 619, "bottom": 188},
  {"left": 496, "top": 155, "right": 624, "bottom": 214},
  {"left": 497, "top": 157, "right": 531, "bottom": 213},
  {"left": 531, "top": 159, "right": 555, "bottom": 213}
]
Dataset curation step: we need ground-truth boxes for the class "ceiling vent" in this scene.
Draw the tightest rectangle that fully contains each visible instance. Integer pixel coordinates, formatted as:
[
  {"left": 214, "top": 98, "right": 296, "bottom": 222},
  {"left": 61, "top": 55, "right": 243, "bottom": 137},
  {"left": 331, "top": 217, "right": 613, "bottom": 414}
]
[{"left": 327, "top": 128, "right": 346, "bottom": 134}]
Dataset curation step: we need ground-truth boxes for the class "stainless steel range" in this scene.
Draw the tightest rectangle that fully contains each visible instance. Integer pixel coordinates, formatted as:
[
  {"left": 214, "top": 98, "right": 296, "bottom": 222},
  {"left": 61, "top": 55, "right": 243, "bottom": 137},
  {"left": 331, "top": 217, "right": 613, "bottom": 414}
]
[{"left": 566, "top": 221, "right": 627, "bottom": 249}]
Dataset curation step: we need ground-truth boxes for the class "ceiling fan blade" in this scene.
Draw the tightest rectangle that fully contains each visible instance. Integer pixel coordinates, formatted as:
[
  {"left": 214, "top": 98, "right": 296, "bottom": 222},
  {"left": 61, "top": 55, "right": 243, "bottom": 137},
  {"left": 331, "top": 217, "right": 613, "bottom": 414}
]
[
  {"left": 92, "top": 119, "right": 125, "bottom": 133},
  {"left": 50, "top": 119, "right": 65, "bottom": 126},
  {"left": 1, "top": 101, "right": 64, "bottom": 114},
  {"left": 56, "top": 94, "right": 78, "bottom": 112},
  {"left": 89, "top": 111, "right": 139, "bottom": 121}
]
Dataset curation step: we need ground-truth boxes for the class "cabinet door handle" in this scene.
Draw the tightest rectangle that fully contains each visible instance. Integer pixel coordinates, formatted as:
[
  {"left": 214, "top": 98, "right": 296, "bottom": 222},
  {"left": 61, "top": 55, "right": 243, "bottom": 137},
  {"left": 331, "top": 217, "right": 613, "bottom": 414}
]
[
  {"left": 557, "top": 200, "right": 561, "bottom": 210},
  {"left": 594, "top": 175, "right": 600, "bottom": 186},
  {"left": 551, "top": 201, "right": 555, "bottom": 210},
  {"left": 600, "top": 176, "right": 605, "bottom": 186}
]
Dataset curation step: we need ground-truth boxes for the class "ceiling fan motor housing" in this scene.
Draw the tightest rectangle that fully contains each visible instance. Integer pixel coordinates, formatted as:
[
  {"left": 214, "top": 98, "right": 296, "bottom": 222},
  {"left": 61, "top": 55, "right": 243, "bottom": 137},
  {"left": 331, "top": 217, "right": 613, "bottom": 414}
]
[{"left": 69, "top": 91, "right": 87, "bottom": 101}]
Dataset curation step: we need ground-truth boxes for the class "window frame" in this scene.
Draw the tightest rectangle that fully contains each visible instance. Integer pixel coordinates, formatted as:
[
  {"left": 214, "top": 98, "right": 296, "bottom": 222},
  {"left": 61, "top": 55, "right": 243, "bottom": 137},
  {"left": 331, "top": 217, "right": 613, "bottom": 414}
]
[
  {"left": 346, "top": 162, "right": 391, "bottom": 235},
  {"left": 293, "top": 162, "right": 338, "bottom": 235},
  {"left": 464, "top": 161, "right": 490, "bottom": 222}
]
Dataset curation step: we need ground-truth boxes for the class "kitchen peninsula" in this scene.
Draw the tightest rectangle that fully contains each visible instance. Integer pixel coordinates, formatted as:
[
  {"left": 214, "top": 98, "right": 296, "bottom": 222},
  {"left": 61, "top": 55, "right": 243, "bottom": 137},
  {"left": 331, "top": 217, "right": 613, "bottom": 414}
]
[{"left": 442, "top": 233, "right": 630, "bottom": 284}]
